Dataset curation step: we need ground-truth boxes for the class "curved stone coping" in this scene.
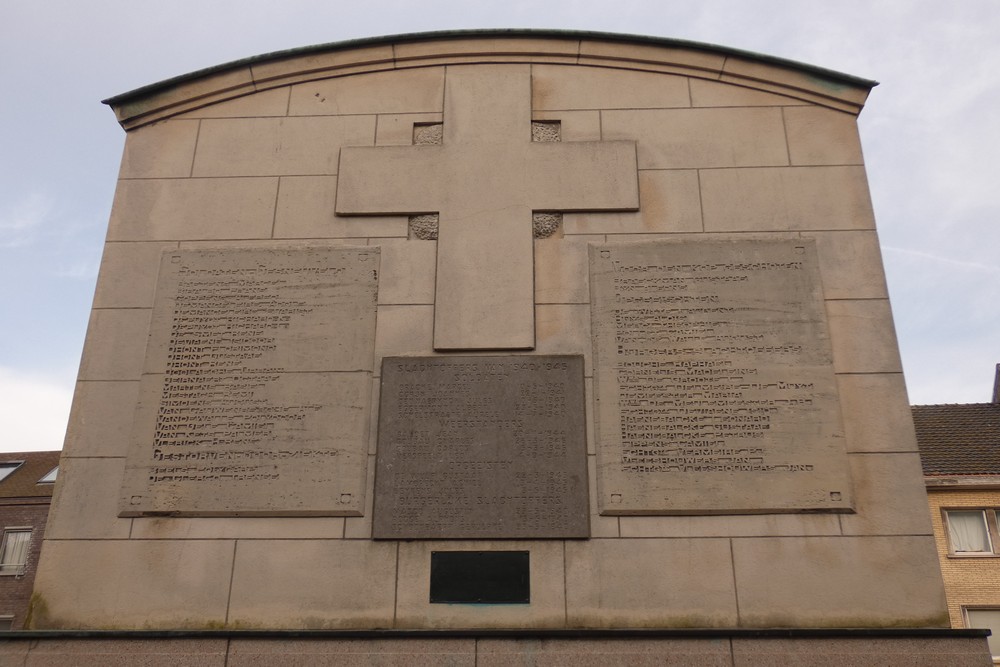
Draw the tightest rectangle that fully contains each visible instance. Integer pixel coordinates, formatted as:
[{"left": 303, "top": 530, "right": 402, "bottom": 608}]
[{"left": 103, "top": 29, "right": 878, "bottom": 129}]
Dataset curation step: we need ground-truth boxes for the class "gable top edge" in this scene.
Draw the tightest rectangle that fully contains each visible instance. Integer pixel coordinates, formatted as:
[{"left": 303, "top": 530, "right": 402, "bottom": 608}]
[{"left": 102, "top": 29, "right": 878, "bottom": 129}]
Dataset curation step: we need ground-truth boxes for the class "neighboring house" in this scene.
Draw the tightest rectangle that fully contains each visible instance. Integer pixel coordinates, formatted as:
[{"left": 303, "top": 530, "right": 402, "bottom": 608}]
[
  {"left": 0, "top": 451, "right": 59, "bottom": 631},
  {"left": 914, "top": 373, "right": 1000, "bottom": 664}
]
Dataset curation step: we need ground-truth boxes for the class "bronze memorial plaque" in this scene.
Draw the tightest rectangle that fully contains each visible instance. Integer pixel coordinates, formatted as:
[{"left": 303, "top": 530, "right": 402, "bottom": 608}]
[
  {"left": 120, "top": 246, "right": 378, "bottom": 516},
  {"left": 590, "top": 239, "right": 853, "bottom": 515},
  {"left": 373, "top": 356, "right": 589, "bottom": 539}
]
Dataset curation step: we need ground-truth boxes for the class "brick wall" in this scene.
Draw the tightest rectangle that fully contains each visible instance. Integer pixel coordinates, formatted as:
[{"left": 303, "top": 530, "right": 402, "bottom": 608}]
[
  {"left": 0, "top": 502, "right": 51, "bottom": 630},
  {"left": 927, "top": 488, "right": 1000, "bottom": 626}
]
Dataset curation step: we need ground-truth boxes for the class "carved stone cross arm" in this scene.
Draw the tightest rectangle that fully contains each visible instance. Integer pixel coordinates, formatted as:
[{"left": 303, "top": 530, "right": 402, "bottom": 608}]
[{"left": 336, "top": 65, "right": 638, "bottom": 350}]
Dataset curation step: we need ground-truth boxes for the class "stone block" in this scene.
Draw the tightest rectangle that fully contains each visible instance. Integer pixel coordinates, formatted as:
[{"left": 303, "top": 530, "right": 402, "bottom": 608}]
[
  {"left": 565, "top": 538, "right": 738, "bottom": 627},
  {"left": 701, "top": 166, "right": 875, "bottom": 232},
  {"left": 107, "top": 177, "right": 279, "bottom": 241},
  {"left": 376, "top": 238, "right": 436, "bottom": 304},
  {"left": 602, "top": 107, "right": 788, "bottom": 169},
  {"left": 785, "top": 106, "right": 865, "bottom": 166},
  {"left": 394, "top": 38, "right": 579, "bottom": 66},
  {"left": 45, "top": 457, "right": 132, "bottom": 539},
  {"left": 19, "top": 638, "right": 229, "bottom": 667},
  {"left": 563, "top": 170, "right": 702, "bottom": 235},
  {"left": 531, "top": 110, "right": 601, "bottom": 141},
  {"left": 532, "top": 304, "right": 593, "bottom": 377},
  {"left": 584, "top": 377, "right": 596, "bottom": 455},
  {"left": 227, "top": 540, "right": 396, "bottom": 629},
  {"left": 535, "top": 234, "right": 593, "bottom": 304},
  {"left": 228, "top": 638, "right": 475, "bottom": 667},
  {"left": 288, "top": 67, "right": 444, "bottom": 116},
  {"left": 343, "top": 454, "right": 376, "bottom": 539},
  {"left": 478, "top": 638, "right": 733, "bottom": 667},
  {"left": 250, "top": 44, "right": 396, "bottom": 88},
  {"left": 375, "top": 112, "right": 443, "bottom": 145},
  {"left": 532, "top": 65, "right": 690, "bottom": 110},
  {"left": 274, "top": 176, "right": 409, "bottom": 239},
  {"left": 191, "top": 116, "right": 375, "bottom": 177},
  {"left": 839, "top": 453, "right": 935, "bottom": 536},
  {"left": 175, "top": 87, "right": 290, "bottom": 119},
  {"left": 690, "top": 78, "right": 807, "bottom": 107},
  {"left": 577, "top": 40, "right": 726, "bottom": 76},
  {"left": 588, "top": 454, "right": 620, "bottom": 538},
  {"left": 29, "top": 539, "right": 235, "bottom": 629},
  {"left": 395, "top": 540, "right": 566, "bottom": 628},
  {"left": 373, "top": 305, "right": 435, "bottom": 372},
  {"left": 731, "top": 536, "right": 949, "bottom": 627},
  {"left": 836, "top": 373, "right": 919, "bottom": 453},
  {"left": 77, "top": 309, "right": 151, "bottom": 381},
  {"left": 118, "top": 120, "right": 199, "bottom": 179},
  {"left": 619, "top": 512, "right": 841, "bottom": 538},
  {"left": 731, "top": 636, "right": 992, "bottom": 667},
  {"left": 129, "top": 516, "right": 345, "bottom": 540},
  {"left": 803, "top": 230, "right": 889, "bottom": 299},
  {"left": 92, "top": 241, "right": 178, "bottom": 309},
  {"left": 62, "top": 380, "right": 140, "bottom": 457},
  {"left": 826, "top": 299, "right": 903, "bottom": 374}
]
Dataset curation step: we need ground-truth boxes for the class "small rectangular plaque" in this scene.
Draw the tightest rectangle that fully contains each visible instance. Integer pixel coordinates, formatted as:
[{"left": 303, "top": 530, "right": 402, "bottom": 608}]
[
  {"left": 590, "top": 239, "right": 853, "bottom": 514},
  {"left": 373, "top": 355, "right": 589, "bottom": 539},
  {"left": 120, "top": 246, "right": 379, "bottom": 516},
  {"left": 430, "top": 551, "right": 530, "bottom": 604}
]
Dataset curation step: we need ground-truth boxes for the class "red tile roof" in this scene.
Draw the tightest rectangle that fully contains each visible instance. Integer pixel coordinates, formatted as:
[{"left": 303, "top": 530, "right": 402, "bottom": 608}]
[{"left": 912, "top": 403, "right": 1000, "bottom": 475}]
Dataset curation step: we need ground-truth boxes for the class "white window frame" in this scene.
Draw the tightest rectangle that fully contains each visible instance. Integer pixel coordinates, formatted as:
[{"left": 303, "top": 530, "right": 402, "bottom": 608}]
[
  {"left": 0, "top": 528, "right": 32, "bottom": 576},
  {"left": 944, "top": 508, "right": 1000, "bottom": 556}
]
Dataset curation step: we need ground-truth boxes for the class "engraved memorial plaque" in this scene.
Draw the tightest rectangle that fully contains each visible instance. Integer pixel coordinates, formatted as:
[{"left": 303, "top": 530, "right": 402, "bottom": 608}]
[
  {"left": 120, "top": 246, "right": 379, "bottom": 516},
  {"left": 373, "top": 356, "right": 589, "bottom": 539},
  {"left": 590, "top": 239, "right": 853, "bottom": 514}
]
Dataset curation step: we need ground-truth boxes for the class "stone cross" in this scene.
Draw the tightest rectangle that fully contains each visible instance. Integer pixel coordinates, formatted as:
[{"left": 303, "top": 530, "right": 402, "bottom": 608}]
[{"left": 336, "top": 65, "right": 638, "bottom": 350}]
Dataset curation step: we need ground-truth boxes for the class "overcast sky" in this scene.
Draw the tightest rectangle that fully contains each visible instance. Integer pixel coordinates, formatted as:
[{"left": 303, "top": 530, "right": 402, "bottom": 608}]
[{"left": 1, "top": 1, "right": 998, "bottom": 452}]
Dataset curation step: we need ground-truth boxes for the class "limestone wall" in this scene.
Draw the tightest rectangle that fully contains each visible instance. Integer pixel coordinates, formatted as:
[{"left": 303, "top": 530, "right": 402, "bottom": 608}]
[{"left": 31, "top": 33, "right": 948, "bottom": 631}]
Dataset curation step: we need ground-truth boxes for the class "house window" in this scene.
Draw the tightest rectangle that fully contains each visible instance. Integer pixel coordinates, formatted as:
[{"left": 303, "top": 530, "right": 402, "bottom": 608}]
[
  {"left": 0, "top": 616, "right": 12, "bottom": 632},
  {"left": 947, "top": 510, "right": 994, "bottom": 553},
  {"left": 965, "top": 608, "right": 1000, "bottom": 663},
  {"left": 37, "top": 466, "right": 58, "bottom": 484},
  {"left": 0, "top": 530, "right": 31, "bottom": 575},
  {"left": 0, "top": 462, "right": 23, "bottom": 483}
]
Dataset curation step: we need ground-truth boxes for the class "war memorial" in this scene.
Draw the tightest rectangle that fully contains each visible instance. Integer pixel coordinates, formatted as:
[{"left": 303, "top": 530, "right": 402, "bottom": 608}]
[{"left": 6, "top": 30, "right": 991, "bottom": 665}]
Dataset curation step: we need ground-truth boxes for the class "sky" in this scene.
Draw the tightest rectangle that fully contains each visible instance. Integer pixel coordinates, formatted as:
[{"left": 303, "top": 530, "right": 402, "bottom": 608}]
[{"left": 1, "top": 1, "right": 998, "bottom": 452}]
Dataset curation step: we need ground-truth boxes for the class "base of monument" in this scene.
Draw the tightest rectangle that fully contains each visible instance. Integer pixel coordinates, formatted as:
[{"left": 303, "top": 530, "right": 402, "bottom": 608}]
[{"left": 0, "top": 629, "right": 989, "bottom": 666}]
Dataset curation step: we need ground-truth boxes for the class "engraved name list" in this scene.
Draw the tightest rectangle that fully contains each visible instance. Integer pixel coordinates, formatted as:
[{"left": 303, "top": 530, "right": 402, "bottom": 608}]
[{"left": 590, "top": 239, "right": 853, "bottom": 515}]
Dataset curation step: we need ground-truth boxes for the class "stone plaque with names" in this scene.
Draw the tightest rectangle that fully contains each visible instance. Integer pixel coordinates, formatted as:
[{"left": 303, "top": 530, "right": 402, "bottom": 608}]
[
  {"left": 590, "top": 239, "right": 853, "bottom": 515},
  {"left": 120, "top": 246, "right": 378, "bottom": 517},
  {"left": 373, "top": 356, "right": 589, "bottom": 539}
]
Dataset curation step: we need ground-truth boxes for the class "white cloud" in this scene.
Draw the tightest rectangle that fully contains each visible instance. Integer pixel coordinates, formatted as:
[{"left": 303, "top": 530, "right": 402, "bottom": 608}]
[{"left": 0, "top": 367, "right": 73, "bottom": 452}]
